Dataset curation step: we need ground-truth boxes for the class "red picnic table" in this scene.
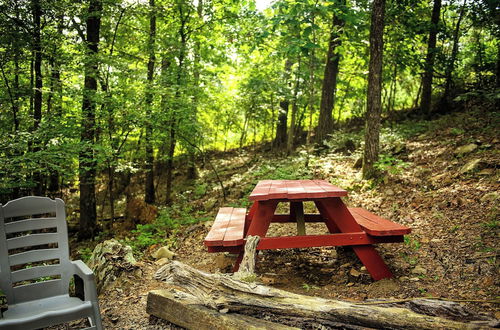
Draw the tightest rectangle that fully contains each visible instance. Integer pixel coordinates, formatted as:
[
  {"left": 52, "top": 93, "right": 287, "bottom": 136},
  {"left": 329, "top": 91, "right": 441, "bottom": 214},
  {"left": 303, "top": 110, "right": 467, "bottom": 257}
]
[{"left": 204, "top": 179, "right": 411, "bottom": 280}]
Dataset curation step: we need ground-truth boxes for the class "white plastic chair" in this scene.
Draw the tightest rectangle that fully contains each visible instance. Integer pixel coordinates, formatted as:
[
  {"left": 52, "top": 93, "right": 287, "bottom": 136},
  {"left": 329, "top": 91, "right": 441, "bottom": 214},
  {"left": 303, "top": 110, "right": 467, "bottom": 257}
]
[{"left": 0, "top": 196, "right": 103, "bottom": 330}]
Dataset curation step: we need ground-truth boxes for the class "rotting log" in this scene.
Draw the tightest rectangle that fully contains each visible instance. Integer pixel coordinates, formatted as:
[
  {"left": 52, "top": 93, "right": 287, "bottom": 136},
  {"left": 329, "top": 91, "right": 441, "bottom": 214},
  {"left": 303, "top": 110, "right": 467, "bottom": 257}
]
[
  {"left": 147, "top": 289, "right": 298, "bottom": 330},
  {"left": 151, "top": 261, "right": 498, "bottom": 330}
]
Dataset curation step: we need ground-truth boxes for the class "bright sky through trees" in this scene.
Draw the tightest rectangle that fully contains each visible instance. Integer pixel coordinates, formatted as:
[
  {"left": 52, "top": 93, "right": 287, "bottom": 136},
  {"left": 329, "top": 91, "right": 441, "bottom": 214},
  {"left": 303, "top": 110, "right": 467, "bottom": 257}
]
[{"left": 255, "top": 0, "right": 273, "bottom": 11}]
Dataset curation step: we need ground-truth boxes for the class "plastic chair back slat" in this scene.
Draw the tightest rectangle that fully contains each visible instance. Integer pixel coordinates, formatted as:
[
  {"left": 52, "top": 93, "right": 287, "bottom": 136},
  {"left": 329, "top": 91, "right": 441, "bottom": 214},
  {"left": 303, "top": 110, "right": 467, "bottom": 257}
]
[
  {"left": 2, "top": 197, "right": 57, "bottom": 219},
  {"left": 12, "top": 279, "right": 64, "bottom": 302},
  {"left": 5, "top": 218, "right": 58, "bottom": 234},
  {"left": 9, "top": 248, "right": 60, "bottom": 266},
  {"left": 6, "top": 233, "right": 59, "bottom": 250},
  {"left": 11, "top": 264, "right": 61, "bottom": 283}
]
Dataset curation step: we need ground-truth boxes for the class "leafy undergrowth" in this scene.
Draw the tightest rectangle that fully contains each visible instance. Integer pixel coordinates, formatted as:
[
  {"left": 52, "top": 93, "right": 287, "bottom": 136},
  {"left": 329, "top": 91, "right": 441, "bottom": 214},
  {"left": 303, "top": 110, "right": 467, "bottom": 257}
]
[{"left": 90, "top": 105, "right": 499, "bottom": 328}]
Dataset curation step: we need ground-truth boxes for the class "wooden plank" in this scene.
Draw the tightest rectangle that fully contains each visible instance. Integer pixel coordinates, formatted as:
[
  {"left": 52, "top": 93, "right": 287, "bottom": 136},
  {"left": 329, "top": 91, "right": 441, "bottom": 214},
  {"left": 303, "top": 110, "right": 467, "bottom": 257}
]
[
  {"left": 204, "top": 207, "right": 234, "bottom": 247},
  {"left": 256, "top": 232, "right": 402, "bottom": 249},
  {"left": 248, "top": 180, "right": 273, "bottom": 201},
  {"left": 349, "top": 208, "right": 411, "bottom": 236},
  {"left": 299, "top": 180, "right": 328, "bottom": 198},
  {"left": 222, "top": 208, "right": 246, "bottom": 246},
  {"left": 285, "top": 180, "right": 310, "bottom": 199},
  {"left": 312, "top": 180, "right": 348, "bottom": 197},
  {"left": 267, "top": 180, "right": 288, "bottom": 200}
]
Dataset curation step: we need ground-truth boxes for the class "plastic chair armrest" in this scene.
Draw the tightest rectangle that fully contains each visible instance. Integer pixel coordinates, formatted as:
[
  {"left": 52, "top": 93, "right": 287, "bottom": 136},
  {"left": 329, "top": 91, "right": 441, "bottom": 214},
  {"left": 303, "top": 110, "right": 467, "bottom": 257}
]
[{"left": 71, "top": 260, "right": 98, "bottom": 302}]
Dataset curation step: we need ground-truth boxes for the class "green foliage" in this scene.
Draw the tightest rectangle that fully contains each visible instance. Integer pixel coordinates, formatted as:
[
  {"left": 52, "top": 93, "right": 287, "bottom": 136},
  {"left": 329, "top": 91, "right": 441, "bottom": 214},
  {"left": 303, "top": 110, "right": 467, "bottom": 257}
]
[
  {"left": 78, "top": 247, "right": 93, "bottom": 263},
  {"left": 374, "top": 154, "right": 408, "bottom": 175},
  {"left": 404, "top": 236, "right": 421, "bottom": 250}
]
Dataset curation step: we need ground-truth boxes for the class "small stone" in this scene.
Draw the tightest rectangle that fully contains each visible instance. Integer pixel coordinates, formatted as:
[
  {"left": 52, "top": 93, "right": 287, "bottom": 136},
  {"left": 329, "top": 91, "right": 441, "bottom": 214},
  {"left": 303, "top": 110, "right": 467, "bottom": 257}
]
[
  {"left": 386, "top": 189, "right": 394, "bottom": 196},
  {"left": 478, "top": 168, "right": 494, "bottom": 176},
  {"left": 430, "top": 238, "right": 442, "bottom": 243},
  {"left": 410, "top": 277, "right": 420, "bottom": 282},
  {"left": 481, "top": 192, "right": 498, "bottom": 202},
  {"left": 350, "top": 268, "right": 361, "bottom": 277},
  {"left": 411, "top": 265, "right": 427, "bottom": 275},
  {"left": 454, "top": 143, "right": 478, "bottom": 155},
  {"left": 399, "top": 276, "right": 409, "bottom": 282},
  {"left": 152, "top": 247, "right": 175, "bottom": 260},
  {"left": 261, "top": 276, "right": 276, "bottom": 285},
  {"left": 347, "top": 282, "right": 354, "bottom": 287},
  {"left": 155, "top": 258, "right": 171, "bottom": 267},
  {"left": 219, "top": 308, "right": 229, "bottom": 314},
  {"left": 340, "top": 262, "right": 351, "bottom": 268},
  {"left": 360, "top": 266, "right": 367, "bottom": 272},
  {"left": 460, "top": 159, "right": 482, "bottom": 174}
]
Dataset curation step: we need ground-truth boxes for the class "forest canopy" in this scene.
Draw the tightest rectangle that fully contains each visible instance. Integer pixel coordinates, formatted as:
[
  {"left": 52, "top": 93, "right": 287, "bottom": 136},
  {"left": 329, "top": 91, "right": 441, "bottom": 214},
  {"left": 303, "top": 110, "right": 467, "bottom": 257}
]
[{"left": 0, "top": 0, "right": 498, "bottom": 237}]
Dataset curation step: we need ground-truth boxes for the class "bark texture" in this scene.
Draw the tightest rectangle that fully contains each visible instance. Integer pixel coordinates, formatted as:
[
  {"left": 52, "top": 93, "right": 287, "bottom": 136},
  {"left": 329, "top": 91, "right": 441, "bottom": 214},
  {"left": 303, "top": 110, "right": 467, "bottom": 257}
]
[
  {"left": 317, "top": 4, "right": 345, "bottom": 144},
  {"left": 420, "top": 0, "right": 442, "bottom": 115},
  {"left": 144, "top": 0, "right": 156, "bottom": 204},
  {"left": 150, "top": 261, "right": 496, "bottom": 329},
  {"left": 362, "top": 0, "right": 386, "bottom": 179},
  {"left": 79, "top": 0, "right": 101, "bottom": 239}
]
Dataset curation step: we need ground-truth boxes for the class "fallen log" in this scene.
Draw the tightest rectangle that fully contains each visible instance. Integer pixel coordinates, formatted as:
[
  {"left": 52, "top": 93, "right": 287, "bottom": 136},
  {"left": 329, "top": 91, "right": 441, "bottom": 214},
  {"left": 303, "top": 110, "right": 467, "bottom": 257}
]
[{"left": 149, "top": 261, "right": 498, "bottom": 329}]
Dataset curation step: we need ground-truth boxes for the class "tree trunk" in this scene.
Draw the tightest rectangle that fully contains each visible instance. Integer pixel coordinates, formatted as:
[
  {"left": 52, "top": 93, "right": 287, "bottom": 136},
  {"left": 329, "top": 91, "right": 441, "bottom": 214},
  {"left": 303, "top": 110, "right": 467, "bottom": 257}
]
[
  {"left": 287, "top": 56, "right": 301, "bottom": 155},
  {"left": 362, "top": 0, "right": 386, "bottom": 180},
  {"left": 420, "top": 0, "right": 441, "bottom": 116},
  {"left": 274, "top": 59, "right": 292, "bottom": 149},
  {"left": 32, "top": 0, "right": 43, "bottom": 196},
  {"left": 441, "top": 0, "right": 466, "bottom": 112},
  {"left": 79, "top": 0, "right": 101, "bottom": 240},
  {"left": 150, "top": 261, "right": 497, "bottom": 329},
  {"left": 145, "top": 0, "right": 156, "bottom": 204},
  {"left": 165, "top": 3, "right": 188, "bottom": 205},
  {"left": 316, "top": 2, "right": 345, "bottom": 144}
]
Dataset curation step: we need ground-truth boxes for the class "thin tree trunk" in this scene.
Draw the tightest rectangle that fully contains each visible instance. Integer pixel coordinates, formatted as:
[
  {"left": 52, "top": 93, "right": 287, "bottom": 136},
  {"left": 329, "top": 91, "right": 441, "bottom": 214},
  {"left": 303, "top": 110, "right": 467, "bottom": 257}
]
[
  {"left": 166, "top": 3, "right": 188, "bottom": 205},
  {"left": 79, "top": 0, "right": 101, "bottom": 240},
  {"left": 32, "top": 0, "right": 43, "bottom": 196},
  {"left": 274, "top": 59, "right": 292, "bottom": 149},
  {"left": 420, "top": 0, "right": 441, "bottom": 116},
  {"left": 441, "top": 0, "right": 466, "bottom": 110},
  {"left": 287, "top": 56, "right": 302, "bottom": 155},
  {"left": 362, "top": 0, "right": 386, "bottom": 179},
  {"left": 316, "top": 1, "right": 345, "bottom": 144},
  {"left": 145, "top": 0, "right": 156, "bottom": 204}
]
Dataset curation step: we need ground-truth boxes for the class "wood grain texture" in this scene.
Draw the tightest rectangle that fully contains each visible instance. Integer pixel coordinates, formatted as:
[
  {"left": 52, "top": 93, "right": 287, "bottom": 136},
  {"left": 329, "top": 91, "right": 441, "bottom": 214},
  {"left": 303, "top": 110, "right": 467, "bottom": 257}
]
[
  {"left": 349, "top": 208, "right": 411, "bottom": 236},
  {"left": 249, "top": 180, "right": 347, "bottom": 201},
  {"left": 153, "top": 261, "right": 494, "bottom": 329}
]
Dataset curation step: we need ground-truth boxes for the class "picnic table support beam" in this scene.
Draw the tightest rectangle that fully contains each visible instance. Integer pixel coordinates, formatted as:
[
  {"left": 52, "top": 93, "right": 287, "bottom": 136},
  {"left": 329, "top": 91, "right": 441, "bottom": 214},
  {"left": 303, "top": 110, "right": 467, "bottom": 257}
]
[
  {"left": 290, "top": 202, "right": 306, "bottom": 235},
  {"left": 316, "top": 198, "right": 393, "bottom": 280}
]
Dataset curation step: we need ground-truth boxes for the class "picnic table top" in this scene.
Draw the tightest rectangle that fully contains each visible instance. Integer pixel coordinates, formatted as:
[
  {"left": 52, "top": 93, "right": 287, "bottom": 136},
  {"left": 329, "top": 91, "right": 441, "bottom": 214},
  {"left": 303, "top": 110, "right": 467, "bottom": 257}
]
[{"left": 249, "top": 179, "right": 347, "bottom": 201}]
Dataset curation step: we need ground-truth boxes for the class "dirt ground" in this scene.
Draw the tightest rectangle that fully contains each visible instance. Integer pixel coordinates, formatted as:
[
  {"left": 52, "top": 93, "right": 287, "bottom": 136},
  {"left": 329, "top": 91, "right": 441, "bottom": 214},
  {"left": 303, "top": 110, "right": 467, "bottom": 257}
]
[{"left": 77, "top": 109, "right": 500, "bottom": 329}]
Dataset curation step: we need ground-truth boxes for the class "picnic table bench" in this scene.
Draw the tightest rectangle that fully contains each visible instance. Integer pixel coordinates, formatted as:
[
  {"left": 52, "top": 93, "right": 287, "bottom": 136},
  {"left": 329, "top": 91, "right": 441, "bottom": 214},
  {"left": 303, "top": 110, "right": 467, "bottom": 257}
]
[{"left": 204, "top": 180, "right": 411, "bottom": 280}]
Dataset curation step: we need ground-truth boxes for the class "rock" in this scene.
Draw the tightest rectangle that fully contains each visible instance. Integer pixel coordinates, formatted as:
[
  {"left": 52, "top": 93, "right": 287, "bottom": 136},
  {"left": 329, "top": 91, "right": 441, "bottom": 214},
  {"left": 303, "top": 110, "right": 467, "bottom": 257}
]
[
  {"left": 459, "top": 159, "right": 482, "bottom": 174},
  {"left": 399, "top": 276, "right": 409, "bottom": 282},
  {"left": 386, "top": 189, "right": 394, "bottom": 196},
  {"left": 215, "top": 254, "right": 234, "bottom": 271},
  {"left": 152, "top": 247, "right": 175, "bottom": 260},
  {"left": 454, "top": 143, "right": 477, "bottom": 156},
  {"left": 155, "top": 258, "right": 171, "bottom": 267},
  {"left": 431, "top": 173, "right": 453, "bottom": 186},
  {"left": 349, "top": 268, "right": 361, "bottom": 277},
  {"left": 411, "top": 265, "right": 427, "bottom": 275},
  {"left": 478, "top": 168, "right": 494, "bottom": 176},
  {"left": 88, "top": 239, "right": 138, "bottom": 294},
  {"left": 481, "top": 192, "right": 499, "bottom": 202}
]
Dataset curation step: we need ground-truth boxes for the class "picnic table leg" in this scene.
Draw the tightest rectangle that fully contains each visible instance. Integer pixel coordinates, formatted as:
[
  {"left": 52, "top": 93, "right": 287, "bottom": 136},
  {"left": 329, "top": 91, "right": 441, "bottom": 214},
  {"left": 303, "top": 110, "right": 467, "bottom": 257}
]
[
  {"left": 316, "top": 198, "right": 393, "bottom": 280},
  {"left": 246, "top": 200, "right": 278, "bottom": 237},
  {"left": 290, "top": 202, "right": 306, "bottom": 235},
  {"left": 245, "top": 202, "right": 259, "bottom": 235},
  {"left": 314, "top": 201, "right": 340, "bottom": 233}
]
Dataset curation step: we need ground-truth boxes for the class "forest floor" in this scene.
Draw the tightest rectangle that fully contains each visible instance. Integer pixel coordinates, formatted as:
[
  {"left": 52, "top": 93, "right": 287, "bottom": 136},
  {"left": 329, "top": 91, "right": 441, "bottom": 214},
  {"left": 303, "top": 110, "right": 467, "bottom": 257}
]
[{"left": 71, "top": 104, "right": 499, "bottom": 329}]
